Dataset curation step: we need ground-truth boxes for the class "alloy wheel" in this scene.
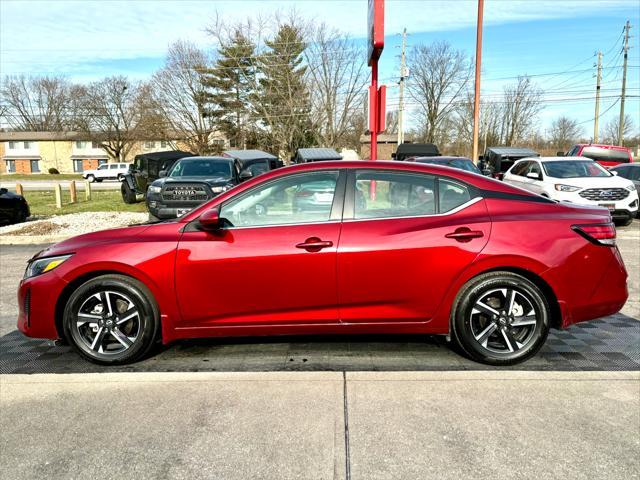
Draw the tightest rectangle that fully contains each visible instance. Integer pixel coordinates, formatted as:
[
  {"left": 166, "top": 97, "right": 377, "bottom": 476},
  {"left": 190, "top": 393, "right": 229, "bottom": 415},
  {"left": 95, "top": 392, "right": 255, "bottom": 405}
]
[
  {"left": 73, "top": 290, "right": 141, "bottom": 355},
  {"left": 469, "top": 288, "right": 539, "bottom": 355}
]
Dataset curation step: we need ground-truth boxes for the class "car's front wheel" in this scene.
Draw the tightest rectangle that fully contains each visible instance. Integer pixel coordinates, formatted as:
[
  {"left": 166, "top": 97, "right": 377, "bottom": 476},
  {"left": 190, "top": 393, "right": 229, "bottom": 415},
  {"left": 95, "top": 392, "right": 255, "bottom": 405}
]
[
  {"left": 86, "top": 174, "right": 96, "bottom": 183},
  {"left": 63, "top": 274, "right": 160, "bottom": 365},
  {"left": 451, "top": 272, "right": 550, "bottom": 366}
]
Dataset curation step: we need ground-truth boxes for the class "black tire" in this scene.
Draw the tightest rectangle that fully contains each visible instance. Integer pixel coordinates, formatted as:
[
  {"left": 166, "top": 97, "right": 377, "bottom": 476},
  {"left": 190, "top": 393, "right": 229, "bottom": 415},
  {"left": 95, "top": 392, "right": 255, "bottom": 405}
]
[
  {"left": 451, "top": 271, "right": 551, "bottom": 366},
  {"left": 13, "top": 206, "right": 28, "bottom": 224},
  {"left": 63, "top": 274, "right": 160, "bottom": 365},
  {"left": 86, "top": 174, "right": 96, "bottom": 183},
  {"left": 614, "top": 216, "right": 633, "bottom": 227},
  {"left": 121, "top": 182, "right": 137, "bottom": 204},
  {"left": 117, "top": 173, "right": 125, "bottom": 181}
]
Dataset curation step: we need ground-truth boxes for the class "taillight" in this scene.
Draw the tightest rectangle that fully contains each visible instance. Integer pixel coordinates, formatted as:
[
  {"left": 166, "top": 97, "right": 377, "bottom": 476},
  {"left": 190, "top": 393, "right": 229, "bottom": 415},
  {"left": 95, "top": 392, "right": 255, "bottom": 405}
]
[{"left": 572, "top": 223, "right": 616, "bottom": 246}]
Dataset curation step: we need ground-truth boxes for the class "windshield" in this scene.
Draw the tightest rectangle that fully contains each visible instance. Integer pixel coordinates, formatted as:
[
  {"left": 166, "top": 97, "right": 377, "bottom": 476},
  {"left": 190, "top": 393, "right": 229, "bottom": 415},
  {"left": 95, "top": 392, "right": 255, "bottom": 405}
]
[
  {"left": 169, "top": 159, "right": 232, "bottom": 178},
  {"left": 543, "top": 160, "right": 611, "bottom": 179}
]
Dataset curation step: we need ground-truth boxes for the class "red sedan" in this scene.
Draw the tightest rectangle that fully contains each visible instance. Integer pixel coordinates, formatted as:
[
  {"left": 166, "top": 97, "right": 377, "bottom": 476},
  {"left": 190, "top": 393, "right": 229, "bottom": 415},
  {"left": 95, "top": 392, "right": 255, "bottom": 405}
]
[{"left": 17, "top": 161, "right": 628, "bottom": 365}]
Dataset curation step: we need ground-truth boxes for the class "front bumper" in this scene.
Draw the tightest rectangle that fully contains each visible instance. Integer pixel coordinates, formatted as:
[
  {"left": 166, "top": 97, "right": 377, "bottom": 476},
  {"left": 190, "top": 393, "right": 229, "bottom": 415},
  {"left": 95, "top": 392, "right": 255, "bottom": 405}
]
[
  {"left": 17, "top": 270, "right": 68, "bottom": 340},
  {"left": 551, "top": 190, "right": 638, "bottom": 218}
]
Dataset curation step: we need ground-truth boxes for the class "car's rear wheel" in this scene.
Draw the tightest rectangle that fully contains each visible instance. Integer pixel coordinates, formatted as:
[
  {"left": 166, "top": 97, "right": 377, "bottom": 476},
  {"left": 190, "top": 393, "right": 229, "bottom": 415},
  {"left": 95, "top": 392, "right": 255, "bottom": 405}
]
[
  {"left": 451, "top": 272, "right": 550, "bottom": 366},
  {"left": 63, "top": 274, "right": 160, "bottom": 365}
]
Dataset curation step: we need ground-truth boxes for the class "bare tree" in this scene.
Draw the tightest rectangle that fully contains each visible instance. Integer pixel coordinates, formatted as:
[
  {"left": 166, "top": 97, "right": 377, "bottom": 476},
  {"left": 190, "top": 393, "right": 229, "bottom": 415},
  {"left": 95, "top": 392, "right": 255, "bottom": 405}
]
[
  {"left": 0, "top": 75, "right": 78, "bottom": 131},
  {"left": 77, "top": 76, "right": 153, "bottom": 161},
  {"left": 603, "top": 114, "right": 635, "bottom": 145},
  {"left": 407, "top": 41, "right": 472, "bottom": 144},
  {"left": 152, "top": 40, "right": 213, "bottom": 154},
  {"left": 549, "top": 116, "right": 582, "bottom": 150},
  {"left": 304, "top": 24, "right": 368, "bottom": 148},
  {"left": 499, "top": 76, "right": 543, "bottom": 146},
  {"left": 385, "top": 110, "right": 399, "bottom": 134},
  {"left": 451, "top": 93, "right": 502, "bottom": 156}
]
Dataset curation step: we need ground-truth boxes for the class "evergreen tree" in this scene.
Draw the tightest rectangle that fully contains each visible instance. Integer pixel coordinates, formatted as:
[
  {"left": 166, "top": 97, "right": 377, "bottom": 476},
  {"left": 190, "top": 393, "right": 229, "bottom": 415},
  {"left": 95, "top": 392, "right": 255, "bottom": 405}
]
[
  {"left": 254, "top": 24, "right": 313, "bottom": 160},
  {"left": 203, "top": 30, "right": 256, "bottom": 148}
]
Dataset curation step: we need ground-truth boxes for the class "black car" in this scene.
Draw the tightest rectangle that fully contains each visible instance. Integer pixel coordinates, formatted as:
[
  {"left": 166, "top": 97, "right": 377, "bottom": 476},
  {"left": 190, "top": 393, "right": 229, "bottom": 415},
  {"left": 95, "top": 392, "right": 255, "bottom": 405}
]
[
  {"left": 480, "top": 147, "right": 539, "bottom": 180},
  {"left": 121, "top": 150, "right": 194, "bottom": 204},
  {"left": 223, "top": 149, "right": 283, "bottom": 171},
  {"left": 407, "top": 156, "right": 483, "bottom": 175},
  {"left": 146, "top": 155, "right": 275, "bottom": 220},
  {"left": 0, "top": 187, "right": 30, "bottom": 225},
  {"left": 392, "top": 143, "right": 441, "bottom": 161}
]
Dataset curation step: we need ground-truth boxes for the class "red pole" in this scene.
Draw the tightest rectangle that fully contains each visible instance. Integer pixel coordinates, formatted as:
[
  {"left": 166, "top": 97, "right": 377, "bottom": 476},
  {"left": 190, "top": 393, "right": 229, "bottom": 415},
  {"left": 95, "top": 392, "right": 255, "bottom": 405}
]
[{"left": 371, "top": 59, "right": 378, "bottom": 161}]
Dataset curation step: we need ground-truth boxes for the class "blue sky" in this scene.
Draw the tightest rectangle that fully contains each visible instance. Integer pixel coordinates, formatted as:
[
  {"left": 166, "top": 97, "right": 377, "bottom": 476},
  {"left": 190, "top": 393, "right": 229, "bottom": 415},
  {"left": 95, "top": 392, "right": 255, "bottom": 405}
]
[{"left": 1, "top": 0, "right": 638, "bottom": 135}]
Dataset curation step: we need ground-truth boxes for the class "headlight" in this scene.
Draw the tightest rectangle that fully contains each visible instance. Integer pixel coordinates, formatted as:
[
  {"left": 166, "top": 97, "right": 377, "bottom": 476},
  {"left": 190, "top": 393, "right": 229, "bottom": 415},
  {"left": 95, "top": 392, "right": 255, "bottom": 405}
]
[
  {"left": 554, "top": 184, "right": 581, "bottom": 192},
  {"left": 148, "top": 185, "right": 162, "bottom": 194},
  {"left": 626, "top": 185, "right": 636, "bottom": 192},
  {"left": 211, "top": 185, "right": 232, "bottom": 193},
  {"left": 24, "top": 255, "right": 72, "bottom": 279}
]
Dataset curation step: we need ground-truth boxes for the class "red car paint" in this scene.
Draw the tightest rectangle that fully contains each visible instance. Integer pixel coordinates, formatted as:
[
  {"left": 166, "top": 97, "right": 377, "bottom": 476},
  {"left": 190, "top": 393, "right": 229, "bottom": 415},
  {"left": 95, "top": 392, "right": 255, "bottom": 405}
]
[
  {"left": 18, "top": 161, "right": 628, "bottom": 343},
  {"left": 568, "top": 144, "right": 633, "bottom": 168}
]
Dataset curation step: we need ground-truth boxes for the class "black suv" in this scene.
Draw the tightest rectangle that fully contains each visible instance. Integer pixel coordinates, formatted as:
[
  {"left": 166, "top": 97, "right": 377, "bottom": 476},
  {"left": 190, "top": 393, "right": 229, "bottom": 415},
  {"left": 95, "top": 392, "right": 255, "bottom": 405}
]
[
  {"left": 480, "top": 147, "right": 539, "bottom": 180},
  {"left": 146, "top": 155, "right": 276, "bottom": 220},
  {"left": 0, "top": 187, "right": 30, "bottom": 225},
  {"left": 121, "top": 150, "right": 194, "bottom": 204}
]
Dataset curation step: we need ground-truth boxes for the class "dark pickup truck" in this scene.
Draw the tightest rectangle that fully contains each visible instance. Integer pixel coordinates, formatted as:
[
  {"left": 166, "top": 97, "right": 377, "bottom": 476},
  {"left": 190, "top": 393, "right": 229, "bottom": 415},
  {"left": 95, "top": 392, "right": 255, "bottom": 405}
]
[{"left": 146, "top": 152, "right": 279, "bottom": 220}]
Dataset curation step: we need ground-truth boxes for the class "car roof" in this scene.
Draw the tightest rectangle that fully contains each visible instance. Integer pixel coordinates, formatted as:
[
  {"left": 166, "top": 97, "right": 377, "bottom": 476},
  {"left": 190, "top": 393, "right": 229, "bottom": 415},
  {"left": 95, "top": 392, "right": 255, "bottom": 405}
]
[
  {"left": 574, "top": 143, "right": 631, "bottom": 151},
  {"left": 295, "top": 148, "right": 343, "bottom": 160},
  {"left": 519, "top": 156, "right": 592, "bottom": 163},
  {"left": 486, "top": 147, "right": 539, "bottom": 156},
  {"left": 414, "top": 156, "right": 473, "bottom": 162},
  {"left": 396, "top": 143, "right": 440, "bottom": 155},
  {"left": 611, "top": 163, "right": 640, "bottom": 168},
  {"left": 223, "top": 149, "right": 278, "bottom": 160},
  {"left": 177, "top": 156, "right": 233, "bottom": 162}
]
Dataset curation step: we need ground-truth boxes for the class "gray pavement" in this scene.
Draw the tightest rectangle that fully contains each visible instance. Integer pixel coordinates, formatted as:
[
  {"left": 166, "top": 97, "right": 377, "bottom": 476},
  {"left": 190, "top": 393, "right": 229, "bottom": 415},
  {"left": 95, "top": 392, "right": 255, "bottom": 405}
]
[{"left": 1, "top": 371, "right": 638, "bottom": 480}]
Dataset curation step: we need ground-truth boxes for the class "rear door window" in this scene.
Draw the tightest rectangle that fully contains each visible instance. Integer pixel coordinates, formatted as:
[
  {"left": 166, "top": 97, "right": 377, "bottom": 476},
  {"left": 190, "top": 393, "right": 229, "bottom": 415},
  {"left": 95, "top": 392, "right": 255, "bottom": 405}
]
[
  {"left": 511, "top": 162, "right": 530, "bottom": 176},
  {"left": 439, "top": 179, "right": 471, "bottom": 212}
]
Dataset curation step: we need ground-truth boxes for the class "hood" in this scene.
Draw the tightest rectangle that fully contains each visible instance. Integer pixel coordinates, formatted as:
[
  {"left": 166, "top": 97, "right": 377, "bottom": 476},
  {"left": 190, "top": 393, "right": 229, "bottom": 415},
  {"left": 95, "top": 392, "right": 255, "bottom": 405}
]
[
  {"left": 35, "top": 223, "right": 152, "bottom": 258},
  {"left": 550, "top": 174, "right": 635, "bottom": 190},
  {"left": 152, "top": 176, "right": 233, "bottom": 188}
]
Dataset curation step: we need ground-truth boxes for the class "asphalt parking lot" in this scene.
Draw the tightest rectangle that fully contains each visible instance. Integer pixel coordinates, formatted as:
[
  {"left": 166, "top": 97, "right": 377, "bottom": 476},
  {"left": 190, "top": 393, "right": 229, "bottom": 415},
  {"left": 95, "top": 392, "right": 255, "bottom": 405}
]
[{"left": 1, "top": 221, "right": 638, "bottom": 480}]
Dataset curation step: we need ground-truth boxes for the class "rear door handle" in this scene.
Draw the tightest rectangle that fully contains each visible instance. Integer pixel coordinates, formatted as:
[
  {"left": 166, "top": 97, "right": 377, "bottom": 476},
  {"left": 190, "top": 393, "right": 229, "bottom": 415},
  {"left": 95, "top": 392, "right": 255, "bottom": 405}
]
[
  {"left": 445, "top": 227, "right": 484, "bottom": 243},
  {"left": 296, "top": 237, "right": 333, "bottom": 252}
]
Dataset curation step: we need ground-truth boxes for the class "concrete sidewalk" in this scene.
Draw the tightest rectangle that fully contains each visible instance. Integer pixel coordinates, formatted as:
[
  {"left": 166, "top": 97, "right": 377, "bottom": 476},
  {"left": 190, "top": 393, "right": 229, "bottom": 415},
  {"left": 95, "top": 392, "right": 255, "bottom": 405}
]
[{"left": 2, "top": 371, "right": 638, "bottom": 480}]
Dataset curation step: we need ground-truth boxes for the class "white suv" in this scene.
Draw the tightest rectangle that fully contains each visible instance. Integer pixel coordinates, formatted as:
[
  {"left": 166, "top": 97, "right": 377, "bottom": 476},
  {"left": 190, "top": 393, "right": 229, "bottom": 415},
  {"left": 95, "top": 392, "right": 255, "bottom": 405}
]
[
  {"left": 82, "top": 163, "right": 130, "bottom": 182},
  {"left": 503, "top": 156, "right": 638, "bottom": 226}
]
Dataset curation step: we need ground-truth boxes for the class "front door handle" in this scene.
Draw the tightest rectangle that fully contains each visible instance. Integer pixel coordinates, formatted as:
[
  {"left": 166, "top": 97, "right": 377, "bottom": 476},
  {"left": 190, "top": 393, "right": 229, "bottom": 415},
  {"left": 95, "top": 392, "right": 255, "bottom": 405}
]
[
  {"left": 296, "top": 237, "right": 333, "bottom": 252},
  {"left": 445, "top": 227, "right": 484, "bottom": 243}
]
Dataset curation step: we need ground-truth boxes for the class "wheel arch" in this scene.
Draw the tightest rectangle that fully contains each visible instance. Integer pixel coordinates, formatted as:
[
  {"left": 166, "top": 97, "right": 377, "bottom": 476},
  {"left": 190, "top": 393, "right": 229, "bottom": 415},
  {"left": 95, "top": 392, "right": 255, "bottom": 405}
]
[
  {"left": 449, "top": 266, "right": 563, "bottom": 332},
  {"left": 55, "top": 269, "right": 165, "bottom": 341}
]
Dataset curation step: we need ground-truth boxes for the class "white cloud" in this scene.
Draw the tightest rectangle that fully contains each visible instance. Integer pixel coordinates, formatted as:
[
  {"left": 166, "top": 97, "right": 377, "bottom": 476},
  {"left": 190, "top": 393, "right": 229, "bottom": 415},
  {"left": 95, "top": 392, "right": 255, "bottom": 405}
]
[{"left": 1, "top": 0, "right": 635, "bottom": 78}]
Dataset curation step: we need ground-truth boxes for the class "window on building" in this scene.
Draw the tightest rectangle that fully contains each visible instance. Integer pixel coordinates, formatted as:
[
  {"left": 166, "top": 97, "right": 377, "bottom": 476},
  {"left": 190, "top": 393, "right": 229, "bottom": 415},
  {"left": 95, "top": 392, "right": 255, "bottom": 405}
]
[
  {"left": 6, "top": 160, "right": 16, "bottom": 173},
  {"left": 8, "top": 141, "right": 16, "bottom": 150},
  {"left": 145, "top": 141, "right": 155, "bottom": 149},
  {"left": 160, "top": 140, "right": 168, "bottom": 148},
  {"left": 73, "top": 159, "right": 84, "bottom": 172},
  {"left": 76, "top": 141, "right": 87, "bottom": 149},
  {"left": 30, "top": 160, "right": 40, "bottom": 173},
  {"left": 98, "top": 159, "right": 108, "bottom": 166},
  {"left": 23, "top": 141, "right": 31, "bottom": 149},
  {"left": 92, "top": 141, "right": 100, "bottom": 149}
]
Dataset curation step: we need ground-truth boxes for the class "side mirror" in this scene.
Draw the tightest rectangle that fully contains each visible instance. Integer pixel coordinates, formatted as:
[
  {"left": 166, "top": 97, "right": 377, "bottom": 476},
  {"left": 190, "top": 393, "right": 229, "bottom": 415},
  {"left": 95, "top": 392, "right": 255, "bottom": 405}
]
[
  {"left": 239, "top": 170, "right": 253, "bottom": 181},
  {"left": 556, "top": 151, "right": 565, "bottom": 157},
  {"left": 482, "top": 168, "right": 492, "bottom": 177},
  {"left": 159, "top": 170, "right": 167, "bottom": 178},
  {"left": 526, "top": 172, "right": 542, "bottom": 180},
  {"left": 391, "top": 152, "right": 396, "bottom": 160},
  {"left": 0, "top": 187, "right": 8, "bottom": 194},
  {"left": 198, "top": 208, "right": 222, "bottom": 230}
]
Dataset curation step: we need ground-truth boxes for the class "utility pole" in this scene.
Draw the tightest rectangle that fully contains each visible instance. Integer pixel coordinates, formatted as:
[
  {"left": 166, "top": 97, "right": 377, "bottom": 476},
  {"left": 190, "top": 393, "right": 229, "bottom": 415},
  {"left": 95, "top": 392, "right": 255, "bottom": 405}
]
[
  {"left": 594, "top": 51, "right": 602, "bottom": 142},
  {"left": 397, "top": 28, "right": 407, "bottom": 146},
  {"left": 471, "top": 0, "right": 484, "bottom": 164},
  {"left": 618, "top": 20, "right": 631, "bottom": 146}
]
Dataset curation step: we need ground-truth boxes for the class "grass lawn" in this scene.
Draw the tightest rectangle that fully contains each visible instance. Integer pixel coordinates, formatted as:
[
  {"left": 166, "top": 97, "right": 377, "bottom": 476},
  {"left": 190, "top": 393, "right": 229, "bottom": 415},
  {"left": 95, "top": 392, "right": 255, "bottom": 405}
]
[
  {"left": 22, "top": 190, "right": 147, "bottom": 216},
  {"left": 0, "top": 173, "right": 83, "bottom": 181}
]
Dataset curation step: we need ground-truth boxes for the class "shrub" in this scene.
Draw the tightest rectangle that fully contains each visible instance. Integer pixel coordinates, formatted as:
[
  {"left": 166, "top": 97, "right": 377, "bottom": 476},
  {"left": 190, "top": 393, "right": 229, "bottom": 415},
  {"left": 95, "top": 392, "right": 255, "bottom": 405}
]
[{"left": 48, "top": 168, "right": 60, "bottom": 174}]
